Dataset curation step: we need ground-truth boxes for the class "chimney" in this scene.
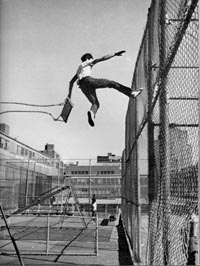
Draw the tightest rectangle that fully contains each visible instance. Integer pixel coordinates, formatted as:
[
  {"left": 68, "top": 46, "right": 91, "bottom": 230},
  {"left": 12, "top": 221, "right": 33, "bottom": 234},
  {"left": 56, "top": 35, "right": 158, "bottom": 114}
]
[{"left": 0, "top": 124, "right": 10, "bottom": 135}]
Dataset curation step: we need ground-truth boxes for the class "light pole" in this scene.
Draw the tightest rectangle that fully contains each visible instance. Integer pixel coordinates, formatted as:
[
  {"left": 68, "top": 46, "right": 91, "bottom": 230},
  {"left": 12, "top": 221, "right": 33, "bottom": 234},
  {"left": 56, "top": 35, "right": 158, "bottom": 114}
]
[{"left": 89, "top": 159, "right": 92, "bottom": 214}]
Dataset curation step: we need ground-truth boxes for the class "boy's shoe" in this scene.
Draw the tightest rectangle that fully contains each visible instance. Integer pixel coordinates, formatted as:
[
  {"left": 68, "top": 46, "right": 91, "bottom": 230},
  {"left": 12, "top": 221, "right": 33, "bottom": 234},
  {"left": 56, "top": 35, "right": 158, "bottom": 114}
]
[
  {"left": 131, "top": 88, "right": 143, "bottom": 98},
  {"left": 87, "top": 111, "right": 95, "bottom": 127}
]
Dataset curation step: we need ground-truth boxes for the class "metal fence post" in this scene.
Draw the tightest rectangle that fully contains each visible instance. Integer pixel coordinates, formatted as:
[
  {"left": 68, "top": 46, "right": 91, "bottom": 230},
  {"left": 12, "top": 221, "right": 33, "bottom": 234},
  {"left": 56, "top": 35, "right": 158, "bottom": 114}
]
[
  {"left": 160, "top": 1, "right": 171, "bottom": 265},
  {"left": 46, "top": 214, "right": 50, "bottom": 255},
  {"left": 198, "top": 4, "right": 200, "bottom": 263},
  {"left": 89, "top": 159, "right": 91, "bottom": 214},
  {"left": 95, "top": 213, "right": 98, "bottom": 255},
  {"left": 0, "top": 205, "right": 25, "bottom": 266},
  {"left": 147, "top": 4, "right": 157, "bottom": 264},
  {"left": 136, "top": 83, "right": 141, "bottom": 262},
  {"left": 25, "top": 158, "right": 30, "bottom": 207}
]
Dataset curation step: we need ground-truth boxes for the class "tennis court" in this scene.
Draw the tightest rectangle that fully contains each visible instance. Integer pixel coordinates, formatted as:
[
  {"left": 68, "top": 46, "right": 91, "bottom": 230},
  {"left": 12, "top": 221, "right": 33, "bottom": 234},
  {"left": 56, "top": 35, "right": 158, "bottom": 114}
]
[{"left": 0, "top": 214, "right": 112, "bottom": 256}]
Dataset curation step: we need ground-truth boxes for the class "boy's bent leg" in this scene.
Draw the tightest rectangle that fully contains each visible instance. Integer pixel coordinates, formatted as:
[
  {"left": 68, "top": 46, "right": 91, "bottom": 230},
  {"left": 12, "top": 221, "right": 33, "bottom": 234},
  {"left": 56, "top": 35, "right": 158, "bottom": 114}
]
[
  {"left": 81, "top": 86, "right": 100, "bottom": 115},
  {"left": 87, "top": 111, "right": 95, "bottom": 127},
  {"left": 80, "top": 86, "right": 99, "bottom": 126}
]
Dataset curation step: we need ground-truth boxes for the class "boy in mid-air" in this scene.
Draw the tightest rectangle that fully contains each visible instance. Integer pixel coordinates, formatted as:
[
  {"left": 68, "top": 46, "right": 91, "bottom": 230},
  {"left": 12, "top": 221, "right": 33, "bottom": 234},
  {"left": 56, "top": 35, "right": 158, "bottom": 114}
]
[{"left": 67, "top": 50, "right": 142, "bottom": 127}]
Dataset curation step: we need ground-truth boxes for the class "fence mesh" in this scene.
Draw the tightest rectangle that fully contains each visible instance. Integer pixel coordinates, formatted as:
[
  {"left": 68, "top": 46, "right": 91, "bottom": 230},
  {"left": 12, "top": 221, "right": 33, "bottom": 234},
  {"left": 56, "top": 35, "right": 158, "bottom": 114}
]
[
  {"left": 0, "top": 214, "right": 97, "bottom": 256},
  {"left": 0, "top": 157, "right": 61, "bottom": 214},
  {"left": 0, "top": 155, "right": 121, "bottom": 257},
  {"left": 121, "top": 0, "right": 199, "bottom": 265}
]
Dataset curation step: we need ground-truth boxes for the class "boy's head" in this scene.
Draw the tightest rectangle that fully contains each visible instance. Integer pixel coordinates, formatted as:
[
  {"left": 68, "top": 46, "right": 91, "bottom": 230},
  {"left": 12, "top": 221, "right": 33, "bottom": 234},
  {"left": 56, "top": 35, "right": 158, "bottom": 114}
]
[{"left": 81, "top": 53, "right": 93, "bottom": 62}]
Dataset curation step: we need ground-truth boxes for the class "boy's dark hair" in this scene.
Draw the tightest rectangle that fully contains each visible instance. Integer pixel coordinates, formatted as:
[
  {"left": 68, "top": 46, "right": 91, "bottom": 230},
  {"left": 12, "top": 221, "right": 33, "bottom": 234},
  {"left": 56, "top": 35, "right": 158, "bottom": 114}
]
[{"left": 81, "top": 53, "right": 93, "bottom": 62}]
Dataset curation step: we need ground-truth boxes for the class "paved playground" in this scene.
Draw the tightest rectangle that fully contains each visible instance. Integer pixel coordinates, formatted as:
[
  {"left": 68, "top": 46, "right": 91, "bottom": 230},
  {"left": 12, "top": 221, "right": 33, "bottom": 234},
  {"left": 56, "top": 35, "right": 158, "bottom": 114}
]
[{"left": 0, "top": 215, "right": 133, "bottom": 266}]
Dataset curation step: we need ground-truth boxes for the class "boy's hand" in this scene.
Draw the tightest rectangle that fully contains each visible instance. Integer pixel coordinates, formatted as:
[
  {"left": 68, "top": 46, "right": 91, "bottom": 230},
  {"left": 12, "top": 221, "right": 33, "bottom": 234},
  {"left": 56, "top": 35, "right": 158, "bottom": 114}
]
[{"left": 115, "top": 50, "right": 126, "bottom": 56}]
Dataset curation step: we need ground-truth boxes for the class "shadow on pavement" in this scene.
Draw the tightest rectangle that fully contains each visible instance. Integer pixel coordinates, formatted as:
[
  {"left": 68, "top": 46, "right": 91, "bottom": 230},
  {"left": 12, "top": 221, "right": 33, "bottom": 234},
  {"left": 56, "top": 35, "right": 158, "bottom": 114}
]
[{"left": 116, "top": 216, "right": 133, "bottom": 265}]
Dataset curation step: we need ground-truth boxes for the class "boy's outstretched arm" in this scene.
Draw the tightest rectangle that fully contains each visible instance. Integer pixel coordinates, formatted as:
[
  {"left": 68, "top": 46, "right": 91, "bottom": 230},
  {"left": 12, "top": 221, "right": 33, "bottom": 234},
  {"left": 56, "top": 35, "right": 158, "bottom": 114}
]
[
  {"left": 92, "top": 50, "right": 126, "bottom": 65},
  {"left": 68, "top": 74, "right": 78, "bottom": 99}
]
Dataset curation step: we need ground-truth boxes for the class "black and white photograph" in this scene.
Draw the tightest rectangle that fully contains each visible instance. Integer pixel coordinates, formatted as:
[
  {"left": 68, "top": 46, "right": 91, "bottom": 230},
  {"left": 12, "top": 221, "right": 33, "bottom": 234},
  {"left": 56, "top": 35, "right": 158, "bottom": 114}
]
[{"left": 0, "top": 0, "right": 199, "bottom": 265}]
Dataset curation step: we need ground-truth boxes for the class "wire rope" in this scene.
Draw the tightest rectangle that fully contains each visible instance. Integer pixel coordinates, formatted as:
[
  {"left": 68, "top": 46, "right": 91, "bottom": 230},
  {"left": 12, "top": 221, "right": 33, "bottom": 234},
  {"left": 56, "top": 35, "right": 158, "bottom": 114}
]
[
  {"left": 0, "top": 101, "right": 64, "bottom": 107},
  {"left": 0, "top": 110, "right": 64, "bottom": 122}
]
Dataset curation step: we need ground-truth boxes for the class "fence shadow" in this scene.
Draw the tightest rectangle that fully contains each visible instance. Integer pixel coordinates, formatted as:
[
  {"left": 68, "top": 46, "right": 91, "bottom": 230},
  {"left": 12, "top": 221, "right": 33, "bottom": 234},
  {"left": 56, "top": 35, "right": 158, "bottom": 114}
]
[{"left": 116, "top": 216, "right": 133, "bottom": 266}]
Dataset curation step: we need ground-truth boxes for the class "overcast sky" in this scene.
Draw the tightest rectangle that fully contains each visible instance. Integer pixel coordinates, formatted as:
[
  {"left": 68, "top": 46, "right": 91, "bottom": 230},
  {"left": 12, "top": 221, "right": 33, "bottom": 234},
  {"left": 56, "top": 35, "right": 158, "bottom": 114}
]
[{"left": 0, "top": 0, "right": 151, "bottom": 161}]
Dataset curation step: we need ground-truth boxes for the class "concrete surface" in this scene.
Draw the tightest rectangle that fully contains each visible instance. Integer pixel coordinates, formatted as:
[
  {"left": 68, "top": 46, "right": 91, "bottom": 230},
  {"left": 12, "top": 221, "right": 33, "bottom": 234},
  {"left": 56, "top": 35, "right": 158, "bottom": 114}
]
[{"left": 0, "top": 216, "right": 133, "bottom": 266}]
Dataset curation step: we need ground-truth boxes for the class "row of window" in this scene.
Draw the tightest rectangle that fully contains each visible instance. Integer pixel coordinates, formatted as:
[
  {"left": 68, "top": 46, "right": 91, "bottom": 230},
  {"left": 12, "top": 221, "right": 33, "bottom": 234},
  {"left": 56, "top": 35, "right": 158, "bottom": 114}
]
[
  {"left": 0, "top": 136, "right": 54, "bottom": 167},
  {"left": 71, "top": 171, "right": 88, "bottom": 175},
  {"left": 70, "top": 170, "right": 116, "bottom": 175},
  {"left": 72, "top": 178, "right": 121, "bottom": 185},
  {"left": 0, "top": 136, "right": 35, "bottom": 157},
  {"left": 77, "top": 188, "right": 121, "bottom": 197}
]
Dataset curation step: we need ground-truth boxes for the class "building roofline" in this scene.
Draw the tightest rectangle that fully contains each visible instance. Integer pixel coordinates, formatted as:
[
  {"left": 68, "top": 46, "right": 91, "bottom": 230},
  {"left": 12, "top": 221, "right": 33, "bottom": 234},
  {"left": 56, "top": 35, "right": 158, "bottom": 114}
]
[{"left": 0, "top": 130, "right": 52, "bottom": 159}]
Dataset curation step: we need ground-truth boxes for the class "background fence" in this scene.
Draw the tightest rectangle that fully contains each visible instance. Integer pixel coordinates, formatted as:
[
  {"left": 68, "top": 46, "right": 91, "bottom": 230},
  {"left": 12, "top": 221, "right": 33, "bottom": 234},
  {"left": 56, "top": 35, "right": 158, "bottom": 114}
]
[
  {"left": 0, "top": 156, "right": 100, "bottom": 256},
  {"left": 0, "top": 214, "right": 98, "bottom": 256},
  {"left": 121, "top": 0, "right": 199, "bottom": 265},
  {"left": 0, "top": 154, "right": 120, "bottom": 257},
  {"left": 0, "top": 158, "right": 62, "bottom": 214}
]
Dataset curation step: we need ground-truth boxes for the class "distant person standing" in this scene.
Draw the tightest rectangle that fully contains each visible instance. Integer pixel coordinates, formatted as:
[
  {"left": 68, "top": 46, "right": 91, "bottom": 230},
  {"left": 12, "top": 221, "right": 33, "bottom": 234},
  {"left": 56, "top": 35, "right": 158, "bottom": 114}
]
[
  {"left": 37, "top": 197, "right": 41, "bottom": 215},
  {"left": 50, "top": 196, "right": 55, "bottom": 206},
  {"left": 49, "top": 196, "right": 55, "bottom": 213},
  {"left": 91, "top": 194, "right": 97, "bottom": 218}
]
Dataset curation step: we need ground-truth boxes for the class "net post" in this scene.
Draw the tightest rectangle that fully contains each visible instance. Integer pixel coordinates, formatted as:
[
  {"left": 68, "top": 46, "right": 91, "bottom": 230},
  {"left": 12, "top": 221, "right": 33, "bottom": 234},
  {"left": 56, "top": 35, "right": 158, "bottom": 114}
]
[
  {"left": 46, "top": 214, "right": 50, "bottom": 255},
  {"left": 25, "top": 158, "right": 30, "bottom": 207},
  {"left": 136, "top": 84, "right": 141, "bottom": 262},
  {"left": 160, "top": 1, "right": 171, "bottom": 265},
  {"left": 0, "top": 205, "right": 25, "bottom": 266},
  {"left": 89, "top": 159, "right": 92, "bottom": 215},
  {"left": 95, "top": 213, "right": 98, "bottom": 256},
  {"left": 147, "top": 3, "right": 156, "bottom": 264},
  {"left": 198, "top": 3, "right": 200, "bottom": 263}
]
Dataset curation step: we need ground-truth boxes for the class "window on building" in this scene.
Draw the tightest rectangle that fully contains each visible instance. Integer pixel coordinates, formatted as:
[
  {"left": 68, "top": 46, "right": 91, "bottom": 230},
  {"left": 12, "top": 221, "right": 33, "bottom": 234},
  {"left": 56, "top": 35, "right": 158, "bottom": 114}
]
[
  {"left": 21, "top": 147, "right": 25, "bottom": 156},
  {"left": 17, "top": 145, "right": 21, "bottom": 155},
  {"left": 0, "top": 137, "right": 3, "bottom": 148},
  {"left": 0, "top": 137, "right": 9, "bottom": 150},
  {"left": 107, "top": 179, "right": 111, "bottom": 185}
]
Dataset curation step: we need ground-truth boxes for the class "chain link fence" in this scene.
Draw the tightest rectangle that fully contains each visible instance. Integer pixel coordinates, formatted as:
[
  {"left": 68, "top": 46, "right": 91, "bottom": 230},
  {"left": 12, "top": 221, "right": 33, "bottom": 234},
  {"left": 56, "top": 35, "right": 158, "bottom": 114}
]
[
  {"left": 0, "top": 214, "right": 98, "bottom": 256},
  {"left": 0, "top": 154, "right": 98, "bottom": 257},
  {"left": 0, "top": 153, "right": 120, "bottom": 258},
  {"left": 121, "top": 0, "right": 199, "bottom": 265}
]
